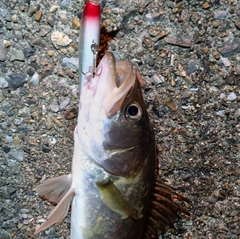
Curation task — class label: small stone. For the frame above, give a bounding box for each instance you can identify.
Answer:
[60,0,70,8]
[202,2,211,9]
[23,47,36,58]
[148,27,159,37]
[45,116,53,130]
[35,9,43,21]
[227,92,237,101]
[212,20,220,28]
[166,36,192,48]
[3,40,11,48]
[145,12,166,22]
[65,107,78,120]
[216,110,225,116]
[214,10,228,20]
[42,145,51,153]
[59,13,68,24]
[0,9,8,17]
[164,99,178,111]
[31,37,42,45]
[47,50,54,57]
[10,48,25,62]
[28,6,38,17]
[49,104,59,112]
[72,17,80,30]
[62,57,78,69]
[29,72,40,86]
[59,98,70,109]
[220,57,231,67]
[186,60,197,74]
[220,93,226,100]
[0,77,8,88]
[11,14,18,23]
[46,13,55,27]
[8,74,26,90]
[10,148,25,161]
[235,109,240,117]
[143,38,152,48]
[0,41,7,61]
[49,5,58,13]
[51,31,72,49]
[40,25,52,37]
[218,38,240,57]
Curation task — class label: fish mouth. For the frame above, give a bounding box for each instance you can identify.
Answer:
[94,52,136,118]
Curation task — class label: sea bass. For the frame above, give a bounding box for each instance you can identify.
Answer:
[35,52,189,238]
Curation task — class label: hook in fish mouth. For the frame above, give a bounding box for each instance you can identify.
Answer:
[82,52,136,118]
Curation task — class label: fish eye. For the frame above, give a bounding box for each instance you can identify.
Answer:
[125,102,142,121]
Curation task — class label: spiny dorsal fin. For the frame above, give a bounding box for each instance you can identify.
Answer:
[144,176,191,238]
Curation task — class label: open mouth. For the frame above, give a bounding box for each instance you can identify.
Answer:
[96,52,136,118]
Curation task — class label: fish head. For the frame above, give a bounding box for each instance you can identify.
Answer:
[78,52,155,177]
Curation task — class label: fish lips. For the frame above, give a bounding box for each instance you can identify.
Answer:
[93,52,136,118]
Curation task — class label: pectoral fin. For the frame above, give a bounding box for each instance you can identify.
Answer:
[35,187,74,234]
[35,174,72,203]
[96,180,138,220]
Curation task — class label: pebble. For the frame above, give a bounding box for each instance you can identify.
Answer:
[0,77,8,88]
[40,25,52,37]
[62,57,79,69]
[28,6,38,17]
[61,0,70,8]
[145,12,166,22]
[202,2,211,9]
[51,31,72,49]
[11,14,18,23]
[220,57,231,67]
[29,72,40,86]
[0,41,7,61]
[166,36,192,48]
[235,109,240,117]
[35,9,43,21]
[59,13,68,24]
[23,47,36,58]
[186,60,197,74]
[214,11,228,20]
[216,110,225,116]
[10,148,25,162]
[0,9,8,17]
[59,98,70,109]
[218,38,240,57]
[49,5,58,13]
[10,48,25,62]
[49,104,60,112]
[227,92,237,101]
[164,99,178,111]
[7,74,26,90]
[72,17,80,30]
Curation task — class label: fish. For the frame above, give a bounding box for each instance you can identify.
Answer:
[34,0,190,238]
[35,51,190,238]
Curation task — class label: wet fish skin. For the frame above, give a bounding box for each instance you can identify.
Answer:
[35,52,156,238]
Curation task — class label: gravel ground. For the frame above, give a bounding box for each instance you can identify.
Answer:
[0,0,240,238]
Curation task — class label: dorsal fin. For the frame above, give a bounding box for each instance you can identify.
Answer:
[144,176,191,238]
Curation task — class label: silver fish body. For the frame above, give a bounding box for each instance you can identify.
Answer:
[35,52,156,238]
